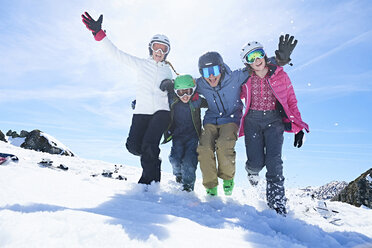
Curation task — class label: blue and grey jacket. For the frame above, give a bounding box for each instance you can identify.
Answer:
[195,64,249,126]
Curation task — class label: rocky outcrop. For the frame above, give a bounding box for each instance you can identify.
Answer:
[5,129,74,156]
[20,130,29,137]
[331,168,372,209]
[20,130,74,156]
[6,130,19,138]
[0,130,7,142]
[300,181,348,200]
[6,129,29,138]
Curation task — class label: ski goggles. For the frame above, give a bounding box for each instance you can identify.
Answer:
[174,86,196,97]
[244,48,265,64]
[201,65,221,78]
[151,42,169,54]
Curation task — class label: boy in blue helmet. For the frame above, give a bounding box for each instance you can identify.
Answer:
[160,75,207,192]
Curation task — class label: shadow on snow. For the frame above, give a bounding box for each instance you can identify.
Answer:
[2,184,372,247]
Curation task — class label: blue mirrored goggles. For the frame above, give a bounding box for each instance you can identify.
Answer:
[245,48,265,64]
[202,65,221,78]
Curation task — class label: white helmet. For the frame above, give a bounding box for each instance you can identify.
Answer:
[148,34,171,56]
[240,41,264,64]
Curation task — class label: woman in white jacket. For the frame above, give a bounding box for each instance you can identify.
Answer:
[82,12,173,185]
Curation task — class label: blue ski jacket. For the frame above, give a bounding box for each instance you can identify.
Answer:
[195,64,249,126]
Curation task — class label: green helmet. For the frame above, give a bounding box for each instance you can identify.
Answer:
[174,74,195,90]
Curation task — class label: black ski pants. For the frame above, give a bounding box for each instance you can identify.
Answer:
[126,110,170,185]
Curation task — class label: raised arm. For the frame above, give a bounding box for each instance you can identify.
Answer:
[81,12,144,69]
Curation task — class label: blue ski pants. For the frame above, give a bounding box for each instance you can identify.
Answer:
[169,135,198,190]
[244,109,286,206]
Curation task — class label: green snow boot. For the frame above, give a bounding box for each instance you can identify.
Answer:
[223,179,234,196]
[206,186,218,196]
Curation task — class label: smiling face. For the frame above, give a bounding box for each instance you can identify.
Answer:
[179,94,192,103]
[152,49,166,62]
[248,57,269,78]
[204,73,221,87]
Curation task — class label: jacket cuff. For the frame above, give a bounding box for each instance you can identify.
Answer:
[94,30,106,41]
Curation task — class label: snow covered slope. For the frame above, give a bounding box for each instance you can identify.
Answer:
[299,181,349,200]
[1,141,372,248]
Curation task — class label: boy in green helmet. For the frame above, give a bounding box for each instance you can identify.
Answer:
[160,74,207,192]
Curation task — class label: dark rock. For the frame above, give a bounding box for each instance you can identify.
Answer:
[0,130,7,142]
[20,130,74,156]
[6,130,19,138]
[331,168,372,209]
[20,130,29,138]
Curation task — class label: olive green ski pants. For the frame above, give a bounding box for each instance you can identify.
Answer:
[197,123,238,189]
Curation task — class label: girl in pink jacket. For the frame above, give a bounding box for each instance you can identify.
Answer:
[239,41,309,216]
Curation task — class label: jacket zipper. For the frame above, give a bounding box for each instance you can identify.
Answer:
[216,91,227,113]
[154,65,159,111]
[212,94,221,125]
[213,94,222,114]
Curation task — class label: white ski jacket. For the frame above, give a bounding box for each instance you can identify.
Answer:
[101,37,172,115]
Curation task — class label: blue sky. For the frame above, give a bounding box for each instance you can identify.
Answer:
[1,0,372,188]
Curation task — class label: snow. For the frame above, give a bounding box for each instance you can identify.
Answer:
[1,141,372,248]
[7,137,25,147]
[366,175,372,183]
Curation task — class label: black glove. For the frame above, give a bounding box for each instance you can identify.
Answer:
[160,79,174,92]
[131,100,136,110]
[275,34,297,66]
[82,12,103,35]
[294,130,304,148]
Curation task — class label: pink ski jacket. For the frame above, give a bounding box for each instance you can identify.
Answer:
[239,65,309,137]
